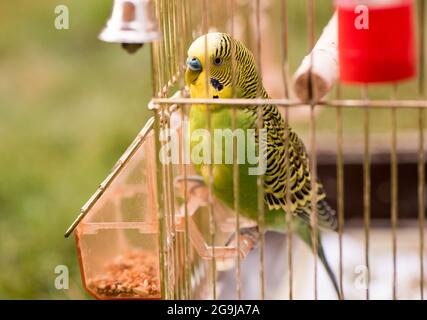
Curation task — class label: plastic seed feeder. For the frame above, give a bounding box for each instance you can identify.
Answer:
[66,106,256,300]
[337,0,416,83]
[71,119,161,299]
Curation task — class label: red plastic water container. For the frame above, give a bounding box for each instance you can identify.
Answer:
[336,0,416,83]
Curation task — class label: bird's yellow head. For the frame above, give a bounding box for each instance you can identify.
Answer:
[185,32,259,100]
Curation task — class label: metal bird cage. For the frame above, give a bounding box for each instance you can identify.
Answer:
[66,0,427,300]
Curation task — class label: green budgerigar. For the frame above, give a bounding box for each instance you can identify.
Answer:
[185,32,340,297]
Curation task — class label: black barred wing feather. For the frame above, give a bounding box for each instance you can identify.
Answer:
[262,104,337,231]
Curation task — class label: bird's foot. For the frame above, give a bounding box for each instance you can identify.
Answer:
[174,175,208,201]
[174,175,205,189]
[225,226,259,259]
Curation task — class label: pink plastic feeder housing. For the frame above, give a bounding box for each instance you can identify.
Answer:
[336,0,416,84]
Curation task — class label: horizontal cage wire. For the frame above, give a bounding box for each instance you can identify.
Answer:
[67,0,427,301]
[148,0,427,300]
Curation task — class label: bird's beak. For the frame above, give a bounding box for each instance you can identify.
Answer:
[185,57,202,85]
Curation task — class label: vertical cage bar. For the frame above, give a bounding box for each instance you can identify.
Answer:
[164,0,173,85]
[150,4,166,296]
[418,0,426,301]
[170,0,177,80]
[159,0,167,95]
[178,0,188,63]
[153,0,163,96]
[232,74,241,301]
[336,83,345,300]
[160,105,175,299]
[151,45,159,97]
[202,0,217,300]
[162,0,167,94]
[185,0,193,44]
[181,104,192,299]
[255,0,266,300]
[171,0,179,79]
[169,2,182,298]
[165,107,178,299]
[390,84,398,300]
[166,0,173,78]
[283,109,293,300]
[153,45,161,97]
[309,109,318,301]
[153,106,168,299]
[418,109,425,301]
[281,0,293,300]
[362,85,371,301]
[152,0,166,297]
[228,0,242,300]
[182,0,189,47]
[177,232,184,299]
[176,0,192,300]
[281,0,290,100]
[307,0,318,300]
[419,0,426,97]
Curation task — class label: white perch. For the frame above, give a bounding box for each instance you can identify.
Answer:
[293,12,338,102]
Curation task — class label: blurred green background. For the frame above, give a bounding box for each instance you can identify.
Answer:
[0,0,153,299]
[0,0,424,299]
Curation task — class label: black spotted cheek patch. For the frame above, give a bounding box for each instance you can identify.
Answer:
[210,78,224,92]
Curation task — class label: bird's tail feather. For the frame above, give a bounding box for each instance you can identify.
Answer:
[317,241,341,299]
[296,223,341,299]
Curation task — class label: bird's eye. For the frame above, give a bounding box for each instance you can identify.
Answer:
[213,57,222,66]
